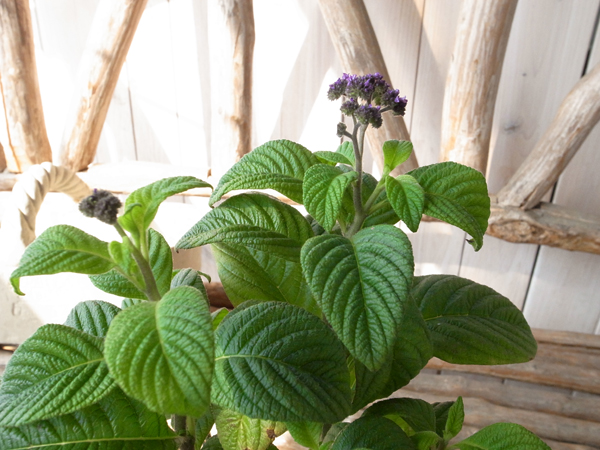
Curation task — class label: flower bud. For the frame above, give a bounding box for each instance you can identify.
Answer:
[79,189,122,225]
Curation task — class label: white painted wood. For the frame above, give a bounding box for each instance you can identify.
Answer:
[126,0,181,165]
[458,0,599,308]
[524,9,600,334]
[406,0,464,276]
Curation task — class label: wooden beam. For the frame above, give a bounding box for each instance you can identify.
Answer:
[208,0,255,179]
[394,389,600,447]
[497,61,600,209]
[488,199,600,255]
[440,0,518,174]
[0,0,52,172]
[0,142,6,171]
[59,0,148,171]
[318,0,418,174]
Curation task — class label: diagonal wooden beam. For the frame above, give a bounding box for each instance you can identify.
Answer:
[208,0,255,179]
[497,61,600,209]
[59,0,148,172]
[440,0,518,174]
[318,0,418,174]
[0,0,52,173]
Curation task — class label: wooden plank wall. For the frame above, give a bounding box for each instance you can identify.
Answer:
[2,0,600,335]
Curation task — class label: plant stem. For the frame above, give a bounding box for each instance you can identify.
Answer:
[114,222,162,301]
[346,123,368,237]
[363,178,386,215]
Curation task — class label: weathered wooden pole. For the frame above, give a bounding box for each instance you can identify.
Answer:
[318,0,418,173]
[0,142,6,171]
[208,0,255,179]
[0,0,52,172]
[440,0,518,174]
[497,61,600,209]
[59,0,148,171]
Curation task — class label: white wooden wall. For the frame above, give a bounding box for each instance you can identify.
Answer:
[3,0,600,335]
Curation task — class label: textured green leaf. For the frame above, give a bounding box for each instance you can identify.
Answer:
[385,174,425,232]
[450,423,551,450]
[10,225,114,295]
[215,407,285,450]
[177,193,318,315]
[409,162,490,250]
[363,398,436,435]
[330,416,414,450]
[0,388,176,450]
[444,397,464,440]
[412,275,537,364]
[119,176,211,239]
[301,225,414,370]
[314,151,353,166]
[109,240,143,286]
[195,407,216,448]
[212,302,351,423]
[336,141,355,166]
[0,325,115,426]
[413,431,442,450]
[122,298,145,309]
[352,299,432,412]
[104,286,214,417]
[64,300,121,337]
[171,268,207,292]
[211,308,229,330]
[304,164,358,232]
[433,402,455,437]
[90,229,173,299]
[202,436,224,450]
[383,140,413,175]
[210,140,318,205]
[285,422,322,450]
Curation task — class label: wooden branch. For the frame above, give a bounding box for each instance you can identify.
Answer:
[0,142,6,171]
[0,0,52,172]
[395,389,600,447]
[440,0,518,173]
[208,0,254,179]
[497,61,600,209]
[205,282,233,309]
[407,370,600,423]
[59,0,148,171]
[488,198,600,255]
[318,0,418,174]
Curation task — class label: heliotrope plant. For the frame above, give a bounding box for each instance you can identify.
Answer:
[0,74,550,450]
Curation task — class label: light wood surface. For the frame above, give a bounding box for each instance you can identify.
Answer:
[318,0,417,174]
[0,0,52,172]
[440,0,518,174]
[497,62,600,209]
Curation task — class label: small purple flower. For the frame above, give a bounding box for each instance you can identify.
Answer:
[340,98,359,115]
[327,73,350,100]
[391,96,408,116]
[355,104,383,128]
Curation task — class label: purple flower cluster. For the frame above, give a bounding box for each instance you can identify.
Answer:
[327,73,408,128]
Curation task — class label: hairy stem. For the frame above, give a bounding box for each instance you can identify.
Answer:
[346,123,368,237]
[114,223,162,301]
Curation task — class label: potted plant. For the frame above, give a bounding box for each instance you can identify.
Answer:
[0,74,549,450]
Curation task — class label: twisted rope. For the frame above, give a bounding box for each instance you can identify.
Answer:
[0,163,91,265]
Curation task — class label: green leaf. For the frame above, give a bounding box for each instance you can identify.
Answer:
[64,300,121,337]
[122,298,145,309]
[450,423,551,450]
[0,388,176,450]
[314,151,354,166]
[90,229,174,299]
[0,324,115,426]
[286,421,322,450]
[104,286,214,417]
[304,164,358,232]
[413,431,442,450]
[215,407,285,450]
[409,162,490,250]
[10,225,114,295]
[301,225,414,371]
[383,140,413,175]
[109,240,144,286]
[212,302,351,423]
[211,308,230,330]
[336,141,356,166]
[444,397,464,441]
[171,268,208,293]
[119,176,211,239]
[352,299,432,412]
[433,402,455,437]
[330,416,415,450]
[363,398,436,436]
[177,193,318,315]
[412,275,537,364]
[202,436,224,450]
[210,140,319,205]
[195,407,216,448]
[385,174,425,232]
